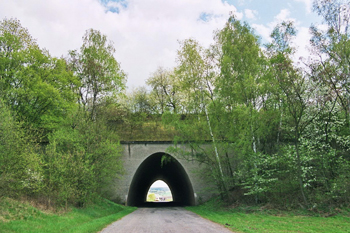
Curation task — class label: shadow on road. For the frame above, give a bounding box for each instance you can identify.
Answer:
[137,201,184,208]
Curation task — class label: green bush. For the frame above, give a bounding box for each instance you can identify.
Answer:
[42,111,123,207]
[0,99,44,198]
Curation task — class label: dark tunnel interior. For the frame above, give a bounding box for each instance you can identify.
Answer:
[127,152,195,207]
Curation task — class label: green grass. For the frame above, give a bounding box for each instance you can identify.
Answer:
[186,200,350,233]
[0,197,136,233]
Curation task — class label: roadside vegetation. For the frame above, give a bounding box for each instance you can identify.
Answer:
[0,16,131,230]
[187,198,350,233]
[0,197,135,233]
[0,17,127,208]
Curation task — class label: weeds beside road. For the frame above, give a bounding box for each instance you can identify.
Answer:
[0,197,135,233]
[2,196,350,233]
[187,199,350,233]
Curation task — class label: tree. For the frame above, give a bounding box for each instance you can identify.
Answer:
[147,67,180,114]
[214,15,274,202]
[310,0,350,127]
[162,38,232,199]
[304,0,350,205]
[267,21,322,207]
[175,39,216,114]
[0,18,79,134]
[127,87,154,114]
[68,29,126,120]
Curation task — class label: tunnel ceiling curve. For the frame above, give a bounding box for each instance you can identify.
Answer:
[127,152,195,207]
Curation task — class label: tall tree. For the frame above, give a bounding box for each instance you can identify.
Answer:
[68,29,126,119]
[0,18,79,133]
[267,21,320,207]
[166,38,231,198]
[214,15,272,201]
[310,0,350,127]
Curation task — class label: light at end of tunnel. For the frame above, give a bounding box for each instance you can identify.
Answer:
[147,180,173,202]
[152,180,168,188]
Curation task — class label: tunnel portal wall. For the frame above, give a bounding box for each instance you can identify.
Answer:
[126,152,195,206]
[110,142,214,206]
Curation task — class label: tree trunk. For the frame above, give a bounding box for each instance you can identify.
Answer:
[203,102,228,198]
[294,132,308,207]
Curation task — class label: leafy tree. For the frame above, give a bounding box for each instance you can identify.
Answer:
[165,38,232,198]
[213,15,273,202]
[126,87,154,114]
[267,21,330,207]
[147,67,181,114]
[68,29,126,120]
[175,39,216,114]
[310,0,350,127]
[301,0,350,205]
[0,18,79,134]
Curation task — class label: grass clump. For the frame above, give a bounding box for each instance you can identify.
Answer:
[0,197,43,222]
[186,198,350,233]
[0,197,136,233]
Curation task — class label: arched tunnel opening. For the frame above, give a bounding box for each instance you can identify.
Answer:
[147,180,173,202]
[127,152,195,207]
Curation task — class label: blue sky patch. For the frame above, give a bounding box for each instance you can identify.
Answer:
[100,0,128,13]
[199,12,213,22]
[222,0,322,28]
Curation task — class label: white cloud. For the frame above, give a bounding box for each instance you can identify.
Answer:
[0,0,241,88]
[294,0,313,14]
[291,26,312,62]
[252,8,313,65]
[244,9,258,20]
[252,24,271,43]
[275,8,292,22]
[237,0,252,6]
[252,9,297,43]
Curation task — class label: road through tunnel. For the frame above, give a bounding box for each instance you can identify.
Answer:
[127,152,195,207]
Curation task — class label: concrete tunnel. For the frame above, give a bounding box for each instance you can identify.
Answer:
[127,152,196,206]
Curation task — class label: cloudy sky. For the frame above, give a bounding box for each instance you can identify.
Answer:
[0,0,322,89]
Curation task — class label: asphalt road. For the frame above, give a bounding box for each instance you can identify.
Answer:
[100,207,234,233]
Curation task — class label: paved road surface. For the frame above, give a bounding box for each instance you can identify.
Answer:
[100,207,234,233]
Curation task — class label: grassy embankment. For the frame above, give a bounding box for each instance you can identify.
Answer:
[0,197,135,233]
[187,199,350,233]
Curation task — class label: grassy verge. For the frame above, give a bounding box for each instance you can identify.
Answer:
[186,199,350,233]
[0,197,136,233]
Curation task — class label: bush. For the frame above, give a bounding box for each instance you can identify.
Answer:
[0,99,44,198]
[42,111,123,207]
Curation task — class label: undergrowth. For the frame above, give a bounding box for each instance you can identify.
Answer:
[187,198,350,233]
[0,197,136,233]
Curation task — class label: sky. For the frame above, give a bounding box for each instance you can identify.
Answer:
[0,0,323,89]
[151,180,169,188]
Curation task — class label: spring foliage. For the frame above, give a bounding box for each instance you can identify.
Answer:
[1,0,350,210]
[0,18,124,208]
[145,2,350,208]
